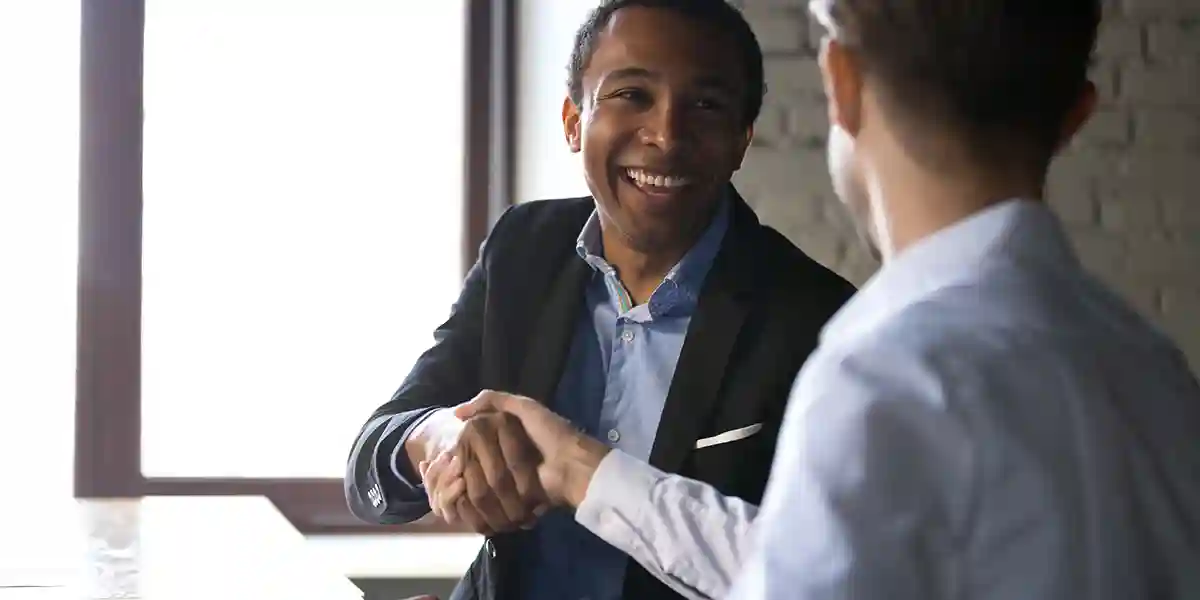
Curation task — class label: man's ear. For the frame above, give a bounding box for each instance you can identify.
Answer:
[733,125,754,171]
[1055,81,1097,153]
[562,95,582,153]
[819,37,864,138]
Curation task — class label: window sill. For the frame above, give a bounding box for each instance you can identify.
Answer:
[305,533,483,579]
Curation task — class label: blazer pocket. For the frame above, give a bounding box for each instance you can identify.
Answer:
[694,422,764,450]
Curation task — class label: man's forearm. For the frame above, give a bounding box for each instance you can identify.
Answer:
[571,450,758,600]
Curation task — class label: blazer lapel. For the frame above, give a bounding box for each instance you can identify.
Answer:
[648,190,762,474]
[517,254,591,405]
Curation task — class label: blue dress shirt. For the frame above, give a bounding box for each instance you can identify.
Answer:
[519,201,729,600]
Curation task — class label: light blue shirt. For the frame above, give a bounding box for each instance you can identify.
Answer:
[520,200,729,600]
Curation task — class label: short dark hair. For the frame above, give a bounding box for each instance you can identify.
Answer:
[567,0,766,128]
[811,0,1100,167]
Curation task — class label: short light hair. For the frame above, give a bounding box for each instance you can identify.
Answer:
[810,0,1101,167]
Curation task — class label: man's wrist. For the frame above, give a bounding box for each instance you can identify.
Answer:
[405,409,462,478]
[560,435,612,509]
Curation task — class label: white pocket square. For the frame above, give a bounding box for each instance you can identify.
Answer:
[694,422,764,449]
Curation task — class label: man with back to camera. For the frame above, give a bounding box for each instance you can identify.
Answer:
[343,1,856,599]
[427,0,1200,598]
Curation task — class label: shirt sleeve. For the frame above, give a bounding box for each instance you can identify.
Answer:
[726,343,979,600]
[575,449,759,600]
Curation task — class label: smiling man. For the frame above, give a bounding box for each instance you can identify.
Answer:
[343,1,854,600]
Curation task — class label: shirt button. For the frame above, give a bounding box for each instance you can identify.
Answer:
[621,330,634,342]
[607,429,621,443]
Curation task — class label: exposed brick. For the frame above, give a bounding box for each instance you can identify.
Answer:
[1046,152,1117,224]
[763,57,824,97]
[1068,227,1131,270]
[1048,186,1099,225]
[838,245,880,287]
[1161,285,1200,317]
[1076,109,1133,149]
[745,174,830,229]
[785,99,830,147]
[1121,0,1200,18]
[732,147,833,208]
[1160,194,1200,232]
[1121,153,1195,190]
[744,9,807,54]
[1120,63,1200,106]
[1105,267,1167,318]
[1147,20,1200,62]
[1091,64,1122,106]
[1134,109,1200,150]
[1096,21,1145,61]
[1127,237,1200,283]
[1099,196,1163,231]
[751,103,789,148]
[791,226,846,271]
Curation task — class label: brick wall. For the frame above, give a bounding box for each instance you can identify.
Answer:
[731,0,1200,370]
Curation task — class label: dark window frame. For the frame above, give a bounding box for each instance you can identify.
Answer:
[74,0,517,534]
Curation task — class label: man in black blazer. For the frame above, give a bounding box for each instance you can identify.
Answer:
[344,1,854,599]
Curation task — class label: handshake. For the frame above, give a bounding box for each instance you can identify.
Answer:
[410,391,612,535]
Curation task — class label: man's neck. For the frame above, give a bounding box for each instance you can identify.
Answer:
[869,156,1045,261]
[600,198,723,306]
[601,230,693,305]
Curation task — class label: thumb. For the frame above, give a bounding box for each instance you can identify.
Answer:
[454,389,512,420]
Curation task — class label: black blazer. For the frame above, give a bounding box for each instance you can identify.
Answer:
[345,188,855,600]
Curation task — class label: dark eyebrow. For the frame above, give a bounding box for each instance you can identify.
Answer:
[692,75,739,96]
[602,67,738,96]
[603,67,658,84]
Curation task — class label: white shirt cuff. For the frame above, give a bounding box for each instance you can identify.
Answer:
[575,449,665,536]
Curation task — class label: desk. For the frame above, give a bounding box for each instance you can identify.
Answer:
[0,496,362,599]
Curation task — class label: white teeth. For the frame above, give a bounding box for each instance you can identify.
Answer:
[625,168,690,189]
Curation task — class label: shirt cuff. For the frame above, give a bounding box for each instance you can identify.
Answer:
[575,449,666,537]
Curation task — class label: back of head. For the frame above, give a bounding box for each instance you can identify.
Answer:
[810,0,1100,171]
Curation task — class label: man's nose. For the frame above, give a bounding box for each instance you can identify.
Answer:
[638,103,688,152]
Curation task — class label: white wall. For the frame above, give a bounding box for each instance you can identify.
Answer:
[515,0,596,202]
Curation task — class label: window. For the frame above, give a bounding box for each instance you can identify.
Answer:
[76,0,514,533]
[140,0,466,479]
[515,0,594,202]
[0,1,81,559]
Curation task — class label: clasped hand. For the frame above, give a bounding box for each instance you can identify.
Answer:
[419,390,608,535]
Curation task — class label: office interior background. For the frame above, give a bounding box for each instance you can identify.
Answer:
[1,0,1196,597]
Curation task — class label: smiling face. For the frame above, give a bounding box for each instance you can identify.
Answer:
[562,6,753,254]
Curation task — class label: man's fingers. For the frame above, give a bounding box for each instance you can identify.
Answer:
[496,415,548,512]
[455,389,534,420]
[425,453,459,519]
[454,497,494,536]
[455,390,502,420]
[464,457,520,531]
[436,476,467,515]
[426,453,462,490]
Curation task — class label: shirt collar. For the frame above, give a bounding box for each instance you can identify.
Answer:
[575,194,731,314]
[821,198,1078,347]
